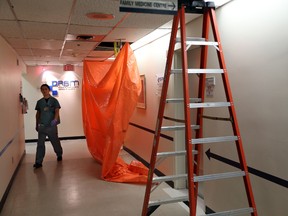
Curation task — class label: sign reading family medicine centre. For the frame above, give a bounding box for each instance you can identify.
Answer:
[120,0,178,15]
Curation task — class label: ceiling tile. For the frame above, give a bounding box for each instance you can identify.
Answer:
[0,0,176,66]
[0,21,23,38]
[104,28,154,42]
[22,55,59,61]
[71,0,125,27]
[84,57,108,62]
[20,21,67,40]
[0,0,15,20]
[68,25,112,36]
[6,38,29,49]
[10,0,74,23]
[119,13,173,29]
[87,50,114,58]
[15,48,34,56]
[59,55,86,62]
[64,41,98,51]
[27,39,63,49]
[31,48,61,57]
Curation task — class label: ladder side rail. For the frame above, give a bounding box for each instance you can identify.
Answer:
[193,7,211,201]
[141,13,180,216]
[179,6,196,216]
[208,8,258,216]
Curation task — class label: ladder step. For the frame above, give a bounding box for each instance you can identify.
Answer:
[167,98,202,103]
[190,102,231,108]
[157,150,198,157]
[176,37,219,46]
[153,174,187,183]
[161,125,200,131]
[194,171,245,182]
[148,196,188,207]
[152,171,245,184]
[171,69,224,74]
[204,207,254,216]
[192,136,238,144]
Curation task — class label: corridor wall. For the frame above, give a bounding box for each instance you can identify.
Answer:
[0,35,26,209]
[124,0,288,215]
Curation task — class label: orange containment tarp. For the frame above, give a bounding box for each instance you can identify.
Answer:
[82,43,148,183]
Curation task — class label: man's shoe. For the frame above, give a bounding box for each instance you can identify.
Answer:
[57,156,62,161]
[33,163,42,169]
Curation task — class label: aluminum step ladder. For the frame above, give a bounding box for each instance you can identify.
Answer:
[142,1,258,216]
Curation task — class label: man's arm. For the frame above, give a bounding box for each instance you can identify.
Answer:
[54,108,60,122]
[35,110,40,131]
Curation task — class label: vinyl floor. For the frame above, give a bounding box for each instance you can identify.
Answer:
[1,139,205,216]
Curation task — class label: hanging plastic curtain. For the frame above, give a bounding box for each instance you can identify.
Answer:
[82,43,148,183]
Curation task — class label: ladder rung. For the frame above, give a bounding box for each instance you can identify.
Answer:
[161,125,200,131]
[176,37,218,46]
[204,207,254,216]
[167,98,202,103]
[153,174,187,183]
[192,136,238,144]
[171,69,224,74]
[194,171,245,182]
[148,196,188,207]
[157,150,198,158]
[152,171,244,184]
[190,102,231,108]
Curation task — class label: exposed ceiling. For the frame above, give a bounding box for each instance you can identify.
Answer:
[0,0,180,66]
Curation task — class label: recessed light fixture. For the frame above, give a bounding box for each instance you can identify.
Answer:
[86,12,115,20]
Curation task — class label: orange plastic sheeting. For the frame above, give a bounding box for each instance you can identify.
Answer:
[82,43,148,183]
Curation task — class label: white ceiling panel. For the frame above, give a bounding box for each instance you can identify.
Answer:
[0,21,23,38]
[22,55,59,61]
[0,0,15,20]
[84,57,108,62]
[15,49,33,56]
[64,41,98,51]
[10,0,74,23]
[59,56,86,62]
[20,22,67,40]
[6,38,29,49]
[71,0,123,27]
[104,28,154,42]
[87,51,114,58]
[119,13,173,29]
[68,25,112,36]
[27,39,63,50]
[0,0,179,66]
[24,60,66,66]
[61,52,88,58]
[31,49,61,57]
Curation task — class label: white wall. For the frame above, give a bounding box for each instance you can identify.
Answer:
[125,0,288,215]
[0,35,26,204]
[202,1,288,215]
[125,32,178,176]
[22,66,84,140]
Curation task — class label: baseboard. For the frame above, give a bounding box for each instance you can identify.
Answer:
[0,151,25,213]
[123,146,174,188]
[25,136,86,143]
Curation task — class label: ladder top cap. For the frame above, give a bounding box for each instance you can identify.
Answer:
[179,0,216,14]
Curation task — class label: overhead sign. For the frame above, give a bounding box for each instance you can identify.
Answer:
[120,0,178,15]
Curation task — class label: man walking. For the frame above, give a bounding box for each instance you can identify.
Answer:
[34,84,63,168]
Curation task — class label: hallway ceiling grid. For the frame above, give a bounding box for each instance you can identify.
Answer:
[0,0,174,66]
